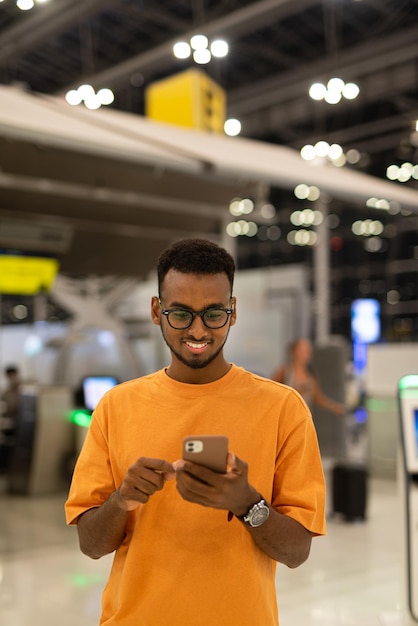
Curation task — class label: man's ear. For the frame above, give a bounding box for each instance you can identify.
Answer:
[151,296,161,326]
[230,297,237,327]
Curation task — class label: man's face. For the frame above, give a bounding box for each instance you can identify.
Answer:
[151,270,236,382]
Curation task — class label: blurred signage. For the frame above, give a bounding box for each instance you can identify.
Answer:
[0,253,59,294]
[351,298,381,344]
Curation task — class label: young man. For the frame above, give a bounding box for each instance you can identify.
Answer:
[65,238,326,626]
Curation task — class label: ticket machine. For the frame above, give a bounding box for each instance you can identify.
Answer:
[398,374,418,623]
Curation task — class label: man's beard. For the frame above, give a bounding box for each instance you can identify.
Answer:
[160,325,230,370]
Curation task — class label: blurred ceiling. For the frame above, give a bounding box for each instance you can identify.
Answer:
[0,0,418,337]
[1,0,417,176]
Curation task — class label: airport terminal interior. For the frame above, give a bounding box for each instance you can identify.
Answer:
[1,1,418,625]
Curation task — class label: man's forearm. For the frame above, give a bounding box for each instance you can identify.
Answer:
[77,490,130,559]
[242,508,312,568]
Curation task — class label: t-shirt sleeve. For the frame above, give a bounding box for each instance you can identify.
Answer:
[272,390,326,536]
[65,407,116,525]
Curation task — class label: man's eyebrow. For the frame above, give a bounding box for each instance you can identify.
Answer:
[168,301,227,309]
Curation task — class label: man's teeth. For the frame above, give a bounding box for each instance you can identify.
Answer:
[187,341,207,348]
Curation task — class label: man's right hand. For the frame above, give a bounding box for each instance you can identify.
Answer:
[117,457,175,511]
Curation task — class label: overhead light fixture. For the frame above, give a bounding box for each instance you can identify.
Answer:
[16,0,34,9]
[16,0,50,9]
[193,48,211,65]
[386,162,418,183]
[300,142,347,167]
[173,42,191,59]
[309,77,360,104]
[65,84,115,109]
[224,118,241,136]
[173,35,228,63]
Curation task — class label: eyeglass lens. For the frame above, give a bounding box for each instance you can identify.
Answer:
[167,309,229,329]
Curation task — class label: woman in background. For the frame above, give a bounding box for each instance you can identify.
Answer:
[271,338,345,416]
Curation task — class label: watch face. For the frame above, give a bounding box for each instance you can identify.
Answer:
[249,504,269,527]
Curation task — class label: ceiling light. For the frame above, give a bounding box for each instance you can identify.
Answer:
[387,161,418,183]
[301,142,353,167]
[328,143,343,160]
[324,90,342,104]
[287,230,317,246]
[327,77,345,93]
[97,88,114,106]
[309,77,360,103]
[174,35,228,64]
[65,84,114,109]
[260,204,276,219]
[225,220,258,238]
[16,0,34,9]
[229,198,242,216]
[307,186,321,201]
[65,90,83,106]
[78,84,95,100]
[210,40,229,58]
[173,42,191,59]
[346,149,361,164]
[224,118,241,136]
[84,95,101,110]
[314,141,330,157]
[342,82,360,99]
[190,34,208,50]
[309,83,327,100]
[193,48,211,64]
[226,222,240,237]
[294,184,309,200]
[300,145,316,160]
[239,198,254,214]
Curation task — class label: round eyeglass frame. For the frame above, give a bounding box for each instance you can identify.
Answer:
[158,299,234,330]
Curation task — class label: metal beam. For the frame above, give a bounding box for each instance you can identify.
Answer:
[227,25,418,115]
[57,0,320,92]
[0,171,228,219]
[0,0,119,64]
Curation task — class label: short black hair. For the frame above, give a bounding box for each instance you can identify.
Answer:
[157,238,235,295]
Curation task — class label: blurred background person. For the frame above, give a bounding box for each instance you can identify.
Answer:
[0,365,21,474]
[1,365,21,421]
[271,338,345,416]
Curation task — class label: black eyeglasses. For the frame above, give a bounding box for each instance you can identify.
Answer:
[158,299,234,330]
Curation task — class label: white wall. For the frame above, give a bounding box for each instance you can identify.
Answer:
[0,322,67,389]
[366,343,418,396]
[365,343,418,479]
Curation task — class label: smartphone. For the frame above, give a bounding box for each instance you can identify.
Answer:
[182,435,229,473]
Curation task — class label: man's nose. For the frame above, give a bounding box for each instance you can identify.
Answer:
[188,314,207,335]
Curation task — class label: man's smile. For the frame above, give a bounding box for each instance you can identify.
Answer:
[184,340,209,353]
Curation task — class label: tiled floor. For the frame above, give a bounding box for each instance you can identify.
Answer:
[0,473,414,625]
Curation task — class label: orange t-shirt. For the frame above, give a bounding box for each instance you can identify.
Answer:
[65,365,326,626]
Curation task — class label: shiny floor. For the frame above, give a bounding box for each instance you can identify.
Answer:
[0,472,413,626]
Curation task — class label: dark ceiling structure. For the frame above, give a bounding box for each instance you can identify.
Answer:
[0,0,418,339]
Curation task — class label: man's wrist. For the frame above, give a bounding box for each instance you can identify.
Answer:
[231,489,263,518]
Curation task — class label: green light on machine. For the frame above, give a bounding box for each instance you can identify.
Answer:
[399,375,418,391]
[69,409,92,428]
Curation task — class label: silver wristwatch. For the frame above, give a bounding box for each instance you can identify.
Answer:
[238,498,270,528]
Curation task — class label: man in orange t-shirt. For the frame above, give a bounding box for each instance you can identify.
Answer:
[65,238,326,626]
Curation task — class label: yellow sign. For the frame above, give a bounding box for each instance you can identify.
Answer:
[0,255,59,294]
[145,68,226,133]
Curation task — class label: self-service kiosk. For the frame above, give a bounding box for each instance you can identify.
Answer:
[8,384,73,495]
[398,375,418,623]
